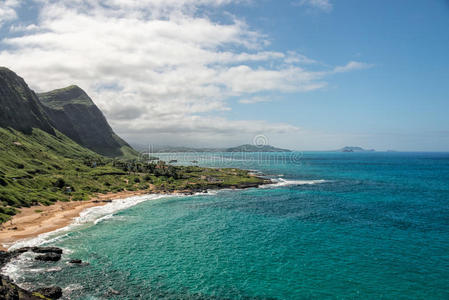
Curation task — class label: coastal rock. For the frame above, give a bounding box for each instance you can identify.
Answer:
[69,259,82,264]
[34,286,62,299]
[14,247,32,254]
[0,251,14,265]
[0,274,44,300]
[32,247,63,255]
[35,253,61,262]
[0,249,27,268]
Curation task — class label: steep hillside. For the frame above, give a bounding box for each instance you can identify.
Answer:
[0,127,107,222]
[38,86,137,158]
[0,68,54,135]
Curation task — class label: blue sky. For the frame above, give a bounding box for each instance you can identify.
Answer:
[0,0,448,151]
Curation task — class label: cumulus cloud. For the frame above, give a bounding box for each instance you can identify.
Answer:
[0,0,368,146]
[0,0,20,27]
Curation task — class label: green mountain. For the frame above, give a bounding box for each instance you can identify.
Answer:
[0,68,107,220]
[225,144,291,152]
[0,67,54,135]
[38,85,137,158]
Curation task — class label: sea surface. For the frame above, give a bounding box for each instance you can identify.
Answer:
[4,152,449,299]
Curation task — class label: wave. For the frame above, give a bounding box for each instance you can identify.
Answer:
[2,194,184,284]
[8,194,174,250]
[262,178,328,188]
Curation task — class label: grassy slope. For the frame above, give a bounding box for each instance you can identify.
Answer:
[0,128,265,223]
[37,85,93,110]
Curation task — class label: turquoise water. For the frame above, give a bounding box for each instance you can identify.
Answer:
[7,152,449,299]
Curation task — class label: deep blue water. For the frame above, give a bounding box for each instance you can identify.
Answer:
[7,152,449,299]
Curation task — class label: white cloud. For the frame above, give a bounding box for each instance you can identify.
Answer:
[239,96,272,104]
[0,0,20,28]
[333,61,373,73]
[0,0,368,146]
[296,0,332,12]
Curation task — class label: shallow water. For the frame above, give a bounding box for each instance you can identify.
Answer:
[5,152,449,299]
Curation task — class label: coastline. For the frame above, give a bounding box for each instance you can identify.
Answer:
[0,178,269,251]
[0,190,154,251]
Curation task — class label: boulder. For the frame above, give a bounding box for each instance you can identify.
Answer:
[32,247,63,254]
[34,286,63,299]
[35,253,61,262]
[69,259,82,264]
[14,247,32,254]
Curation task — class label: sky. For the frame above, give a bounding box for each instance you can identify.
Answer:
[0,0,448,151]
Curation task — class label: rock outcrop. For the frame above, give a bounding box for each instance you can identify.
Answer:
[33,287,62,299]
[0,247,65,299]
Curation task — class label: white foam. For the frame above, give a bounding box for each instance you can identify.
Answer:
[93,214,115,225]
[1,251,35,282]
[7,194,173,250]
[262,178,327,188]
[64,283,83,293]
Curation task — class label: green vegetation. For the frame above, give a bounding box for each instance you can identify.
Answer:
[0,127,266,223]
[0,67,267,224]
[37,85,94,110]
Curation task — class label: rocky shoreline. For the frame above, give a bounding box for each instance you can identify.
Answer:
[0,246,65,299]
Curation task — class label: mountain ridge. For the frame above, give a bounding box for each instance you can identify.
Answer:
[38,86,136,158]
[0,67,136,158]
[0,68,55,135]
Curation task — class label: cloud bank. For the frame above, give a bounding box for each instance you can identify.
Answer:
[0,0,368,147]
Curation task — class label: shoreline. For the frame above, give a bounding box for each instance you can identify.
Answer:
[0,190,155,251]
[0,177,270,251]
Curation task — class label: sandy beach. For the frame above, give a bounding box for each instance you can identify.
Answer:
[0,190,153,251]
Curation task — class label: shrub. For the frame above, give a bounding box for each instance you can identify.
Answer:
[54,178,66,188]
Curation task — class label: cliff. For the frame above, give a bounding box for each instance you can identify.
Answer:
[38,86,137,158]
[0,68,54,135]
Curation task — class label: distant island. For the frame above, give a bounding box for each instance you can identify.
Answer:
[225,144,291,152]
[338,146,375,153]
[132,144,292,153]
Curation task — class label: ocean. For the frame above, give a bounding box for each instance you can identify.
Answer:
[4,152,449,299]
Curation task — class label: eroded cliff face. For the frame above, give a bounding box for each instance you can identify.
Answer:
[0,67,136,158]
[38,86,135,157]
[0,68,54,135]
